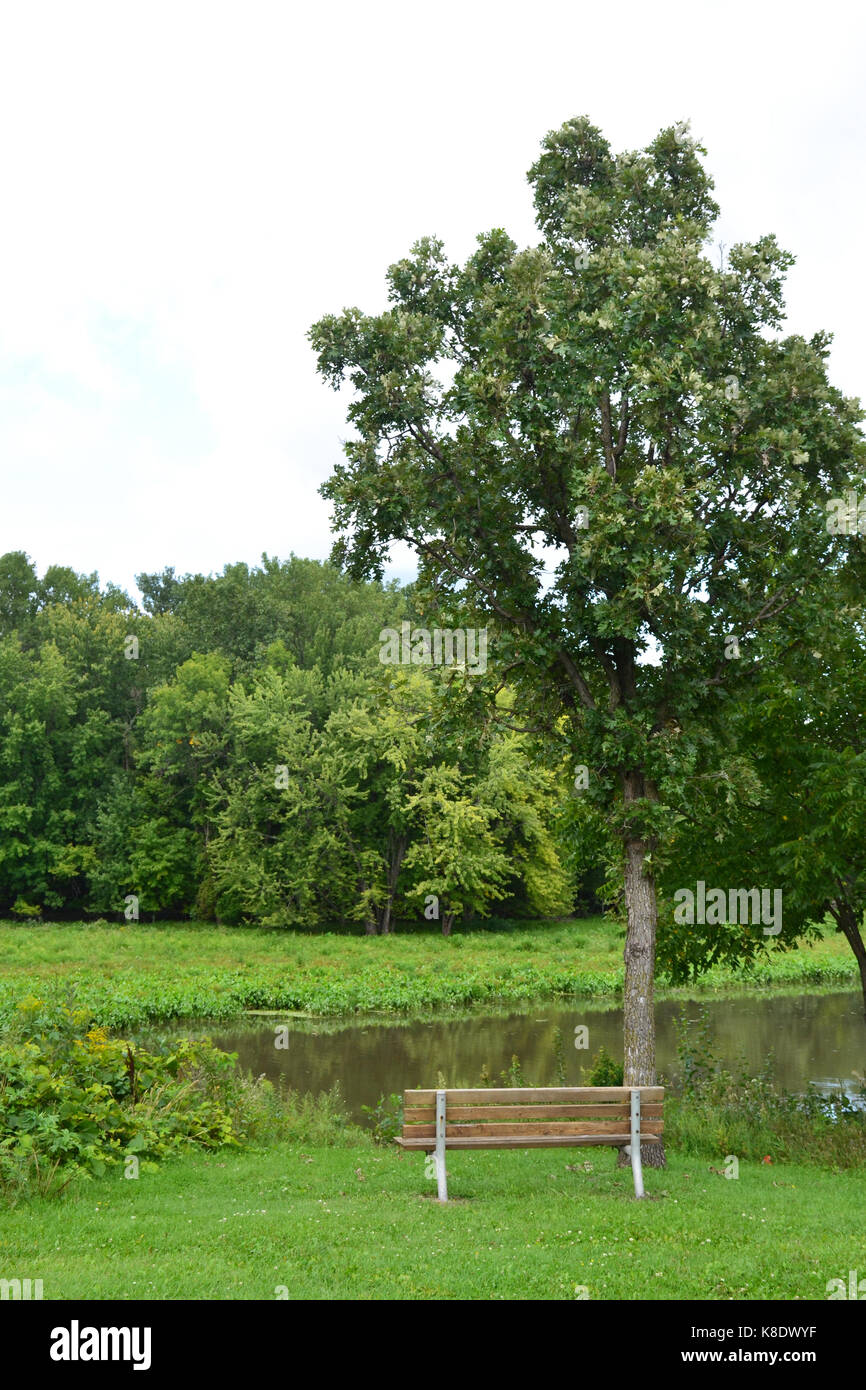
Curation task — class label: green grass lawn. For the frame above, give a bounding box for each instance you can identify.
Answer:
[0,917,858,1029]
[2,1139,862,1300]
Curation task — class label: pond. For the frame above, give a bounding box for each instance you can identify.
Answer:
[190,990,866,1123]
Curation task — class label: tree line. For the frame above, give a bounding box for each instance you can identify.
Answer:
[0,550,580,931]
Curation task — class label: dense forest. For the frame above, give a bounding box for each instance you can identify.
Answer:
[0,550,586,931]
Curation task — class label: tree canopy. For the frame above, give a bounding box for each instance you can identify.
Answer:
[0,551,575,931]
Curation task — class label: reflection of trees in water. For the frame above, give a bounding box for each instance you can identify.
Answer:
[208,991,865,1122]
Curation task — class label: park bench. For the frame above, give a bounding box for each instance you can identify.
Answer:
[394,1085,663,1200]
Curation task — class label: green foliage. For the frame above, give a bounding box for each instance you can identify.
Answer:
[0,549,579,928]
[673,1005,718,1098]
[0,997,255,1198]
[240,1080,357,1148]
[12,898,42,918]
[551,1025,567,1085]
[403,765,511,928]
[0,917,858,1033]
[475,1043,621,1087]
[136,554,402,677]
[584,1045,624,1087]
[656,603,866,1008]
[499,1054,525,1087]
[360,1092,403,1145]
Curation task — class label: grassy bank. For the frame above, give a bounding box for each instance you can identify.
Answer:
[2,1135,863,1300]
[0,918,858,1030]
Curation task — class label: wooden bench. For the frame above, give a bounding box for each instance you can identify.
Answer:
[394,1085,663,1199]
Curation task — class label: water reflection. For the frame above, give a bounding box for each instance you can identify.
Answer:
[808,1078,866,1114]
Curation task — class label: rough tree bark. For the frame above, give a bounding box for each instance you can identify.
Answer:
[377,833,407,935]
[834,897,866,1018]
[618,769,666,1169]
[360,881,377,935]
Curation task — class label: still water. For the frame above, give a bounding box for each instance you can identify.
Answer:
[197,991,866,1123]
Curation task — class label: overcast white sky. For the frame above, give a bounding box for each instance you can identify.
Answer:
[1,0,863,603]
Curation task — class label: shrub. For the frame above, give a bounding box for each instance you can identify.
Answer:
[11,899,42,919]
[361,1092,403,1145]
[0,997,267,1198]
[499,1054,525,1087]
[583,1045,624,1087]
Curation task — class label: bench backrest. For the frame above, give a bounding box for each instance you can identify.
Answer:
[402,1085,664,1145]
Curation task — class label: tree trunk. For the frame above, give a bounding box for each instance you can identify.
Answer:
[836,900,866,1018]
[379,833,407,934]
[623,834,657,1085]
[442,912,454,937]
[360,882,377,935]
[618,772,665,1168]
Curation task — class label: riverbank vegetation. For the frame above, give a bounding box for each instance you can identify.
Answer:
[0,917,857,1031]
[0,993,352,1204]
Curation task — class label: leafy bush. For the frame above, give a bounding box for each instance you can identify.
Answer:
[12,899,42,919]
[361,1092,403,1145]
[475,1045,623,1089]
[477,1055,528,1087]
[673,1005,718,1098]
[1,997,252,1199]
[583,1045,624,1087]
[499,1054,525,1087]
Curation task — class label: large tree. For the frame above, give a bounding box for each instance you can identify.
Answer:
[310,116,864,1156]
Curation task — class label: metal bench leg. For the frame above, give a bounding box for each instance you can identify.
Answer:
[435,1089,448,1202]
[629,1087,645,1198]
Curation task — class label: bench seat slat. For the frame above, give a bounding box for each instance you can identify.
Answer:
[403,1103,664,1123]
[402,1120,663,1139]
[404,1086,662,1106]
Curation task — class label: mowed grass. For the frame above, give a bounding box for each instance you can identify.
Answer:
[1,1140,862,1301]
[0,918,857,1028]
